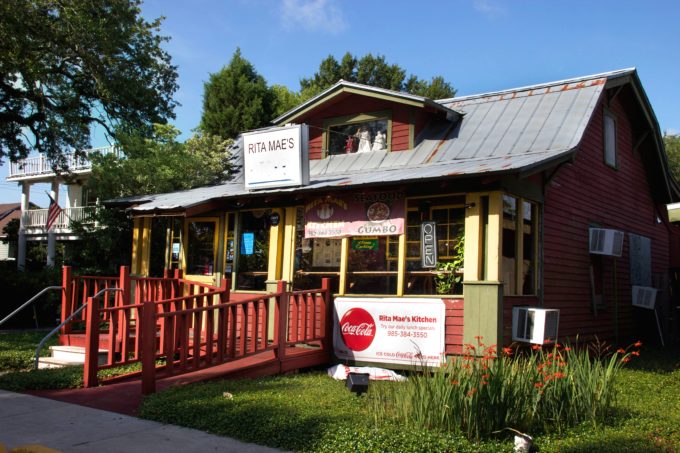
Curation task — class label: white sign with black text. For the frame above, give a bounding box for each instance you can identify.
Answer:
[243,124,309,190]
[333,297,446,367]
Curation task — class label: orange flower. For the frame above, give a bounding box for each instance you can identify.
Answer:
[481,381,488,386]
[482,374,490,380]
[553,372,566,379]
[474,335,484,340]
[451,379,460,385]
[631,351,640,356]
[617,348,626,354]
[467,388,477,397]
[502,347,513,356]
[563,347,572,351]
[622,357,631,363]
[532,344,541,350]
[634,341,642,347]
[534,382,544,388]
[543,339,553,345]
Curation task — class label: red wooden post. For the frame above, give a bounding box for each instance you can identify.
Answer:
[83,296,99,388]
[276,280,289,363]
[118,266,130,343]
[61,266,72,334]
[321,278,332,351]
[141,300,157,395]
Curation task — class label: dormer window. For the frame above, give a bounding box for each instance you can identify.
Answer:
[323,111,391,156]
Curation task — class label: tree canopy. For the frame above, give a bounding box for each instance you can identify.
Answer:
[200,48,274,139]
[664,133,680,183]
[299,52,456,100]
[201,50,456,138]
[0,0,178,166]
[90,124,232,200]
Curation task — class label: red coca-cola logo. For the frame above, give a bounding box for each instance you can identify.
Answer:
[339,308,376,351]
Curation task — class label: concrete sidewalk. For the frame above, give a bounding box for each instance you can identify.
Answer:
[0,390,281,453]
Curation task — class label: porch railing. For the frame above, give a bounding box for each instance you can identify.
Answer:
[8,146,117,179]
[24,206,96,232]
[70,265,331,394]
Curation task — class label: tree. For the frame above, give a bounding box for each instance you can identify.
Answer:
[299,52,456,101]
[0,0,178,166]
[200,49,274,139]
[66,124,232,274]
[664,133,680,183]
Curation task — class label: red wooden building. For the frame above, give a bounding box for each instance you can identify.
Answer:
[113,68,680,366]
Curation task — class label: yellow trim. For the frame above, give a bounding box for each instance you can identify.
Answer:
[280,207,298,283]
[339,237,349,295]
[486,192,503,282]
[267,208,284,281]
[408,109,416,149]
[464,193,482,282]
[275,85,424,125]
[140,218,152,277]
[131,218,141,275]
[396,232,406,296]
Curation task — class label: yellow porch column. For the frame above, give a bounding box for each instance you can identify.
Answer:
[131,217,152,276]
[280,207,298,284]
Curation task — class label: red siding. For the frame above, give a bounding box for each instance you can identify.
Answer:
[300,94,420,159]
[540,94,672,342]
[445,298,464,354]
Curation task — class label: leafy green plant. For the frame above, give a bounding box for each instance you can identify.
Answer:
[434,234,464,295]
[368,338,639,440]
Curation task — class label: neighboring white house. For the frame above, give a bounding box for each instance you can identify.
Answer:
[5,146,115,268]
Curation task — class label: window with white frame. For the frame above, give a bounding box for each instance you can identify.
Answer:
[604,111,617,168]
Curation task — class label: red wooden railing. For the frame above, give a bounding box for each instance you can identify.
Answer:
[76,268,331,394]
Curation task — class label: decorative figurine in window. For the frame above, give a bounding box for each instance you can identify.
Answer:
[344,134,356,153]
[357,125,372,153]
[372,129,386,151]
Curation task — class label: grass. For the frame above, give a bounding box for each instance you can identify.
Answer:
[139,345,680,452]
[0,330,58,371]
[0,330,143,391]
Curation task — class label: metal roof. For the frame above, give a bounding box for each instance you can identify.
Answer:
[127,69,642,214]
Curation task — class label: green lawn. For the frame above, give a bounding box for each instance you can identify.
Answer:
[0,330,57,371]
[139,347,680,453]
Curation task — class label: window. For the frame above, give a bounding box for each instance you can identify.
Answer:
[324,112,390,156]
[346,236,399,295]
[293,207,341,293]
[235,210,270,291]
[185,220,217,276]
[403,196,465,296]
[604,111,617,168]
[502,195,538,296]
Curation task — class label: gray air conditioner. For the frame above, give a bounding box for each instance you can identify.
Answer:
[512,307,560,344]
[632,285,657,310]
[589,228,624,257]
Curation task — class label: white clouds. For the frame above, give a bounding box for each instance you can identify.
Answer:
[473,0,507,18]
[281,0,347,34]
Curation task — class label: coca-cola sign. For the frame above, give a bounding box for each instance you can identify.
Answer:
[339,308,376,351]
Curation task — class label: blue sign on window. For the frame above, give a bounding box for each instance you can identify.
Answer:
[241,232,255,255]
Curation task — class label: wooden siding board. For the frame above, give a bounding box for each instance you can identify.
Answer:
[536,93,672,342]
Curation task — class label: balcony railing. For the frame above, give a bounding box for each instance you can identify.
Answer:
[24,206,96,232]
[8,146,117,179]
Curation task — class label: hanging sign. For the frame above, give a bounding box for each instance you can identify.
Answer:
[243,124,309,190]
[421,221,437,268]
[352,237,378,250]
[304,191,405,238]
[333,297,445,367]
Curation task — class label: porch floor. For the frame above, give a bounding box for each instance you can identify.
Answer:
[29,345,329,416]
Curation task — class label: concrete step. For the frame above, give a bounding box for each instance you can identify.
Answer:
[49,345,108,365]
[37,357,84,369]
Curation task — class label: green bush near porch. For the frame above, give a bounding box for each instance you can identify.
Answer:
[0,330,57,371]
[139,344,680,452]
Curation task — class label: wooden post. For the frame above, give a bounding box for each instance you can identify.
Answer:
[61,266,72,334]
[141,299,157,395]
[321,278,332,352]
[276,280,288,364]
[83,296,99,388]
[118,266,131,343]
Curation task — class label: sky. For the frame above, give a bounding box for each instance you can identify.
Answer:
[1,0,680,205]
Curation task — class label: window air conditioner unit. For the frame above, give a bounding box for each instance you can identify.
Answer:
[632,285,657,310]
[589,228,624,257]
[512,307,560,344]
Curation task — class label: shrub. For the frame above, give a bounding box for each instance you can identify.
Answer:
[0,262,62,329]
[369,338,639,440]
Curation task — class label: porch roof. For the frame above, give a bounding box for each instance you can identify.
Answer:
[118,69,668,215]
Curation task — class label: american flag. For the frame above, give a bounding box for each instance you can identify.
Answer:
[46,194,63,230]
